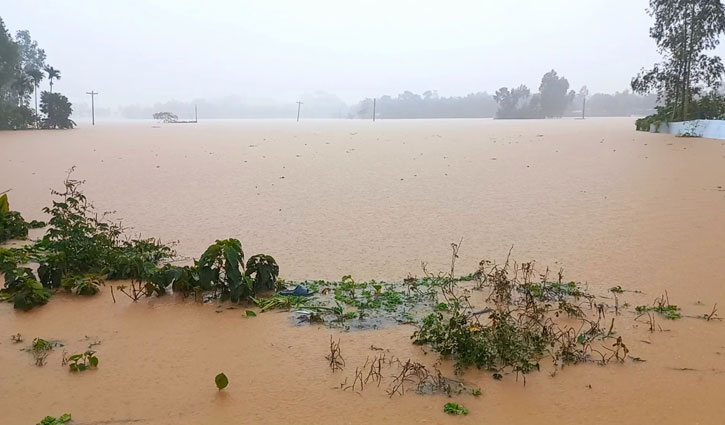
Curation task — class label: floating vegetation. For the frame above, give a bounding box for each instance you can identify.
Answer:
[443,402,469,416]
[67,350,99,372]
[635,292,681,320]
[36,414,72,425]
[0,192,45,243]
[410,245,632,381]
[26,337,62,367]
[215,373,229,390]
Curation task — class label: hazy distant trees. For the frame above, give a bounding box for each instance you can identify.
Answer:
[632,0,725,123]
[539,70,575,117]
[494,70,575,119]
[493,85,538,118]
[0,16,71,130]
[352,91,497,119]
[153,111,178,123]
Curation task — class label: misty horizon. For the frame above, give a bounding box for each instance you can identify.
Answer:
[4,0,718,114]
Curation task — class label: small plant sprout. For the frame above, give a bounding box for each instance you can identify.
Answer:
[68,350,99,371]
[37,414,72,425]
[444,402,469,415]
[471,387,482,396]
[215,372,229,390]
[28,337,60,367]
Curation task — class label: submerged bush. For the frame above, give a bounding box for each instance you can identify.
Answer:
[412,253,628,379]
[1,171,279,309]
[0,193,44,242]
[37,414,72,425]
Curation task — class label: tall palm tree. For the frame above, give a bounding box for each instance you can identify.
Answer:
[27,68,44,122]
[44,65,60,93]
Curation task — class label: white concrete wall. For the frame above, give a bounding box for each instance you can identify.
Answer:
[652,119,725,139]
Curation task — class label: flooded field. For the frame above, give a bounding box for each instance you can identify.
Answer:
[1,118,725,424]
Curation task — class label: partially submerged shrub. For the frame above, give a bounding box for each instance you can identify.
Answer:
[61,274,104,296]
[37,414,72,425]
[0,193,44,242]
[413,250,629,380]
[635,292,681,320]
[443,402,468,415]
[67,350,98,371]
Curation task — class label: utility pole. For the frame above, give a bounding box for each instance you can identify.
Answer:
[296,101,303,122]
[86,90,98,125]
[372,98,376,121]
[581,97,586,119]
[194,104,198,123]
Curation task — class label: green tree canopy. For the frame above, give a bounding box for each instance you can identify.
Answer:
[632,0,725,121]
[40,91,75,129]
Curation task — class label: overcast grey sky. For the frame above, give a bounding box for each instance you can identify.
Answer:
[3,0,720,108]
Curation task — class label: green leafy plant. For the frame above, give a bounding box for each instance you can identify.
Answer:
[61,274,104,295]
[28,337,60,366]
[0,267,51,310]
[215,372,229,390]
[0,193,44,242]
[67,350,99,371]
[38,171,122,275]
[635,292,681,320]
[245,254,280,292]
[37,414,72,425]
[198,238,249,302]
[443,402,468,415]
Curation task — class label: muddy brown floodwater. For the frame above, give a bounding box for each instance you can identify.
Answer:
[1,118,725,424]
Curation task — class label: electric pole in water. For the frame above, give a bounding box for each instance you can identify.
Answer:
[86,91,98,125]
[372,98,376,121]
[296,101,303,122]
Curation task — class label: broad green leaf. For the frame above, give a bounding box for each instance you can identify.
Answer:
[0,194,9,213]
[215,372,229,390]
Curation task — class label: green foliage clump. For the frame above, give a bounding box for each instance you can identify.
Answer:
[413,255,628,379]
[40,91,75,129]
[68,350,98,371]
[0,258,51,310]
[635,292,681,320]
[443,402,468,415]
[61,274,103,295]
[1,172,279,309]
[245,254,280,292]
[0,193,44,242]
[37,414,72,425]
[635,304,681,320]
[414,309,546,375]
[215,372,229,390]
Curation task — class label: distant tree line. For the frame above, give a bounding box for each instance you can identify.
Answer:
[350,91,498,119]
[0,17,74,130]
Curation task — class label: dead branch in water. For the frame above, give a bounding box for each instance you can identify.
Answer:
[704,304,722,321]
[326,336,345,372]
